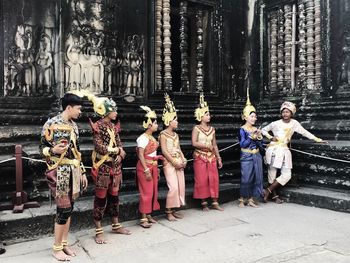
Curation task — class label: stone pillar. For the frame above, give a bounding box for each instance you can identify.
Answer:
[195,9,204,92]
[284,4,292,91]
[270,12,278,93]
[277,8,285,91]
[163,0,172,91]
[306,0,315,90]
[155,0,163,90]
[298,0,307,91]
[314,0,322,89]
[179,1,189,92]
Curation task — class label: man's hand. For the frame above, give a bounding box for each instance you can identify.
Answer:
[52,143,68,154]
[119,148,126,159]
[81,174,88,191]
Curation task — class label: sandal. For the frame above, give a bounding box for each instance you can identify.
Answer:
[112,223,132,235]
[272,195,284,204]
[94,228,107,244]
[61,240,76,256]
[211,201,224,211]
[53,244,71,261]
[201,201,209,212]
[140,218,152,228]
[238,197,245,208]
[248,198,259,208]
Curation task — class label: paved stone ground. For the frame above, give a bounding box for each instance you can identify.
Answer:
[0,202,349,263]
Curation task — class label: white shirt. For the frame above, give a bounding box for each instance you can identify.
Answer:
[136,134,157,157]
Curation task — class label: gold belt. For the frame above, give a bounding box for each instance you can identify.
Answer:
[241,148,259,154]
[195,149,214,157]
[145,159,157,166]
[96,153,114,162]
[50,156,80,167]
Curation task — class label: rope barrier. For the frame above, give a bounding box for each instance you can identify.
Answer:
[0,157,15,164]
[2,142,350,169]
[290,148,350,164]
[1,141,241,171]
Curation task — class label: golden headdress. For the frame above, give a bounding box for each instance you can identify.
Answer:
[280,101,296,115]
[69,90,117,117]
[242,87,256,120]
[194,93,209,122]
[140,105,157,129]
[162,93,177,126]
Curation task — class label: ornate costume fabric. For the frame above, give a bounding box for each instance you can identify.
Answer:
[192,125,219,199]
[40,114,84,220]
[91,119,123,221]
[159,131,185,209]
[262,119,320,185]
[239,126,263,198]
[136,134,160,214]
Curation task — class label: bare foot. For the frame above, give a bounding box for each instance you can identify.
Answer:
[62,245,77,256]
[94,233,107,244]
[140,219,152,228]
[248,199,259,208]
[238,201,245,208]
[201,202,209,212]
[172,211,184,219]
[53,250,71,261]
[272,195,284,204]
[113,227,132,235]
[166,213,177,221]
[211,203,224,211]
[147,215,158,223]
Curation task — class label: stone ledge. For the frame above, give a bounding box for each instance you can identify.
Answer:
[0,183,240,242]
[280,186,350,213]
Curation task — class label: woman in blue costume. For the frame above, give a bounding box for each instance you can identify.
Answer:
[238,89,263,208]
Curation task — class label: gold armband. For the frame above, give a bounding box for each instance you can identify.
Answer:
[43,147,51,157]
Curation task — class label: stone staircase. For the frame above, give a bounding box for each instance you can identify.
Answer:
[1,94,350,241]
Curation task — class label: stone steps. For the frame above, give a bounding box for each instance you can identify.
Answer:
[280,186,350,213]
[0,183,240,242]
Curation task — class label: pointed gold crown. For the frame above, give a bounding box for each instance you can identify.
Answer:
[194,93,209,121]
[140,105,157,129]
[162,93,177,126]
[242,87,256,120]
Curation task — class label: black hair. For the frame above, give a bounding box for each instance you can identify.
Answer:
[61,93,83,110]
[241,111,257,125]
[143,117,157,128]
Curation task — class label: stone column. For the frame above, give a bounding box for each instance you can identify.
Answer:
[284,4,292,91]
[195,9,204,92]
[155,0,163,90]
[179,1,189,92]
[298,0,307,91]
[314,0,322,89]
[163,0,172,91]
[270,12,278,93]
[306,0,315,90]
[277,8,285,91]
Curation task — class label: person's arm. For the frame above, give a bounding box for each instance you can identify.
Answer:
[115,132,126,160]
[261,122,274,140]
[294,120,323,142]
[191,126,210,150]
[212,129,222,169]
[239,128,252,148]
[160,134,182,169]
[137,136,152,181]
[39,120,67,158]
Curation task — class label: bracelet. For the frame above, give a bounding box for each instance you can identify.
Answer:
[217,157,222,160]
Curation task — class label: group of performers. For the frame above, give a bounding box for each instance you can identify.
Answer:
[40,90,324,261]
